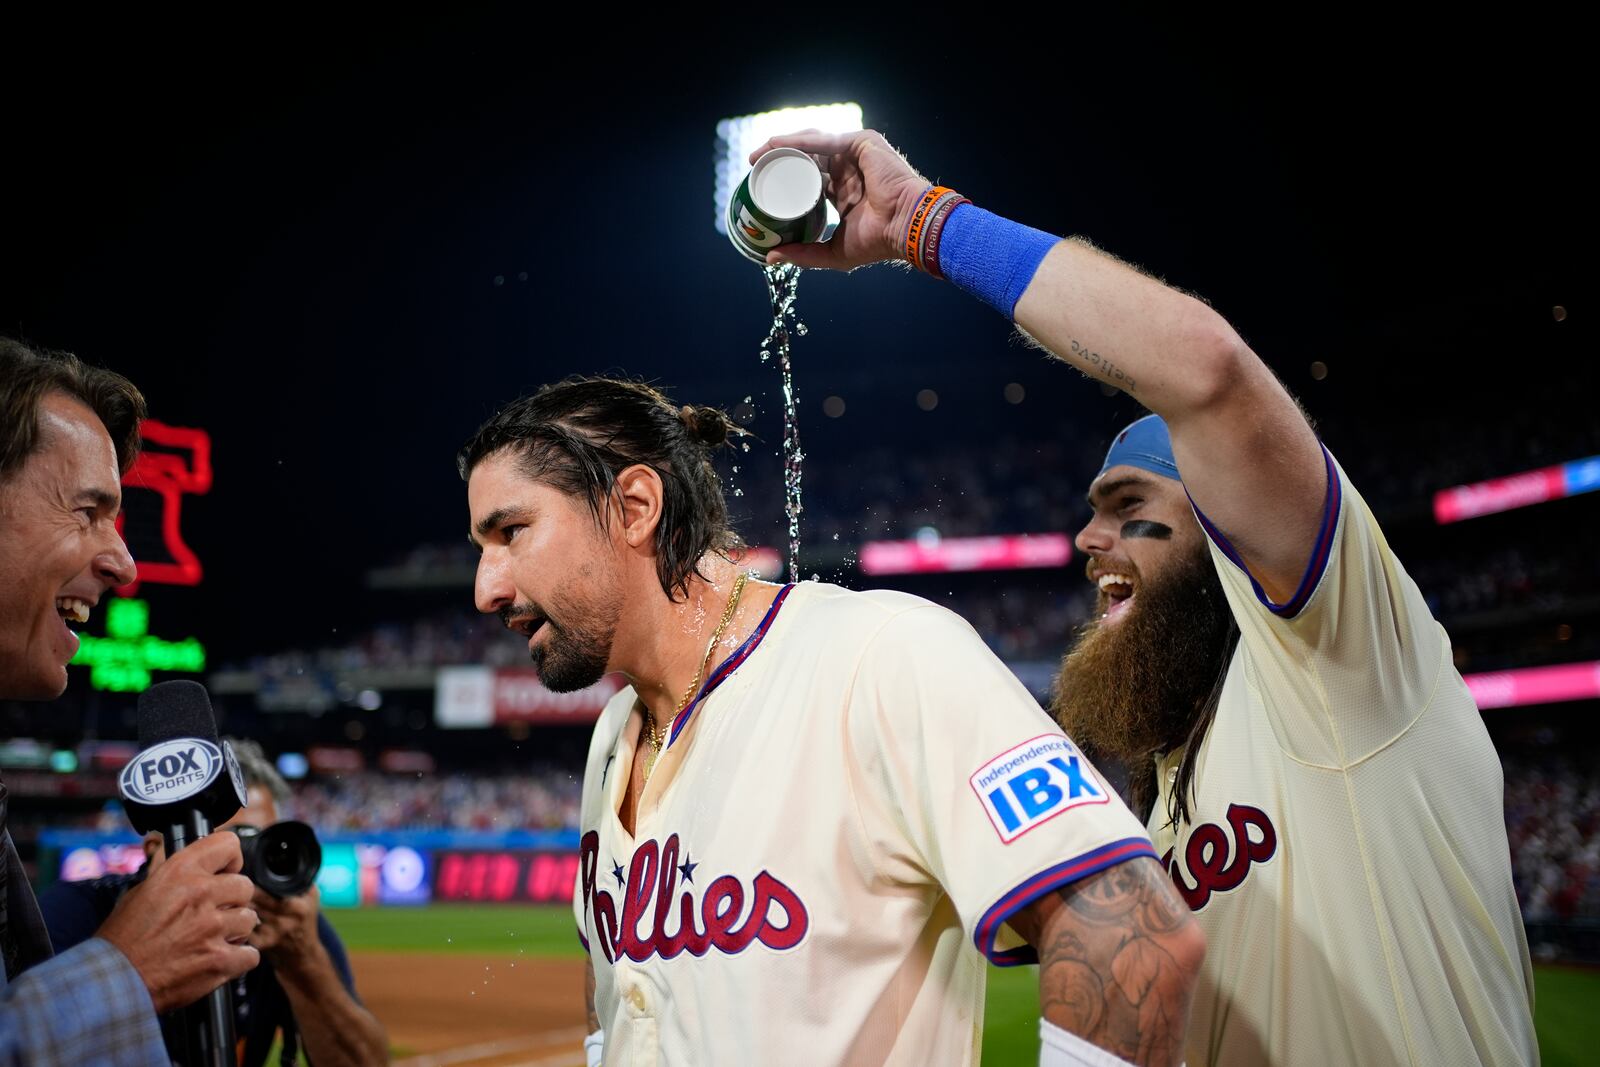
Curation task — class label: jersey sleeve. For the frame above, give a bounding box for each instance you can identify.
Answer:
[1192,446,1449,765]
[844,604,1155,965]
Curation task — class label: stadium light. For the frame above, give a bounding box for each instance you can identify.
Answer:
[714,103,863,235]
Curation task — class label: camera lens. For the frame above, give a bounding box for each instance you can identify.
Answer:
[232,821,322,897]
[263,838,294,876]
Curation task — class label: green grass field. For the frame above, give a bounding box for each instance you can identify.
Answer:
[329,902,588,958]
[331,905,1599,1064]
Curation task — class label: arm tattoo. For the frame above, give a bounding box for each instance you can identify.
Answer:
[1017,857,1197,1066]
[1063,857,1193,936]
[1067,338,1138,395]
[585,957,600,1034]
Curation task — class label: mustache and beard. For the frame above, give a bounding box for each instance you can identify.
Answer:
[1052,538,1237,774]
[501,589,621,693]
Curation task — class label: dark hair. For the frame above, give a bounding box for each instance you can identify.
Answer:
[457,376,743,599]
[0,337,147,483]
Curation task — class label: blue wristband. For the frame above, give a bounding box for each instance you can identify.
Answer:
[937,204,1061,319]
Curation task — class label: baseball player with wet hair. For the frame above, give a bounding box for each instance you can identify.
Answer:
[460,376,1205,1066]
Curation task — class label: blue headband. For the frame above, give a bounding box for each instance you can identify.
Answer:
[1097,414,1180,482]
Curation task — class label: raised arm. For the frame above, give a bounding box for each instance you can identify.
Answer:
[753,129,1326,602]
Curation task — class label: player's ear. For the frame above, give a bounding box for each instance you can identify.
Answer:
[612,464,665,551]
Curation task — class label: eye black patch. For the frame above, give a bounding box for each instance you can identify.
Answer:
[1121,520,1172,540]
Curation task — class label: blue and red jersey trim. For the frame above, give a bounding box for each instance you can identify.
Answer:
[974,836,1159,966]
[668,583,795,746]
[1190,444,1342,620]
[577,927,590,953]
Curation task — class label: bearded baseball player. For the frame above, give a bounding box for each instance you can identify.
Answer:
[755,129,1540,1065]
[460,377,1205,1066]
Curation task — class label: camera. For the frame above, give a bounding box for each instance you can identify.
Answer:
[230,820,322,897]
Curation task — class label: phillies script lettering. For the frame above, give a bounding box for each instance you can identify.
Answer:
[581,831,809,963]
[1162,803,1278,911]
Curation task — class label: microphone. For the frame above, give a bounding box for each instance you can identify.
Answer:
[118,679,246,1067]
[121,680,247,844]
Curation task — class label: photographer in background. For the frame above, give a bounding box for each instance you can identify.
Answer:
[41,740,388,1066]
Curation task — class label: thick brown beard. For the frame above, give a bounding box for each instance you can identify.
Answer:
[1052,540,1234,767]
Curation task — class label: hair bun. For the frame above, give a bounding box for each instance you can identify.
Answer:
[680,404,732,449]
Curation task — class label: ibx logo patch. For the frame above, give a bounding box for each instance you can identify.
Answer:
[970,734,1108,843]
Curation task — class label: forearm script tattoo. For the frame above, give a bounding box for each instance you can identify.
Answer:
[1068,338,1138,395]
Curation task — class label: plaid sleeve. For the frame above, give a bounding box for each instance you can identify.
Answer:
[1,937,167,1066]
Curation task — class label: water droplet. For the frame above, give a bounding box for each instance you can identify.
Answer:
[733,488,744,497]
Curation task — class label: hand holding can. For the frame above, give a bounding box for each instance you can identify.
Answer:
[727,147,830,265]
[740,130,929,271]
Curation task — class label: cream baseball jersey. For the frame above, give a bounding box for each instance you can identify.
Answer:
[1151,449,1537,1066]
[573,582,1155,1066]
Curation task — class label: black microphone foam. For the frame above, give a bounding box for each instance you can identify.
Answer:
[137,680,221,747]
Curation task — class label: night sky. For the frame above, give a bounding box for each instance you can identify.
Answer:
[2,14,1584,664]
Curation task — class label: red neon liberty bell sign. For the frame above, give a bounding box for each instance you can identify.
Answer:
[116,419,212,596]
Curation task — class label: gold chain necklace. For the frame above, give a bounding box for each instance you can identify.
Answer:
[641,571,748,784]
